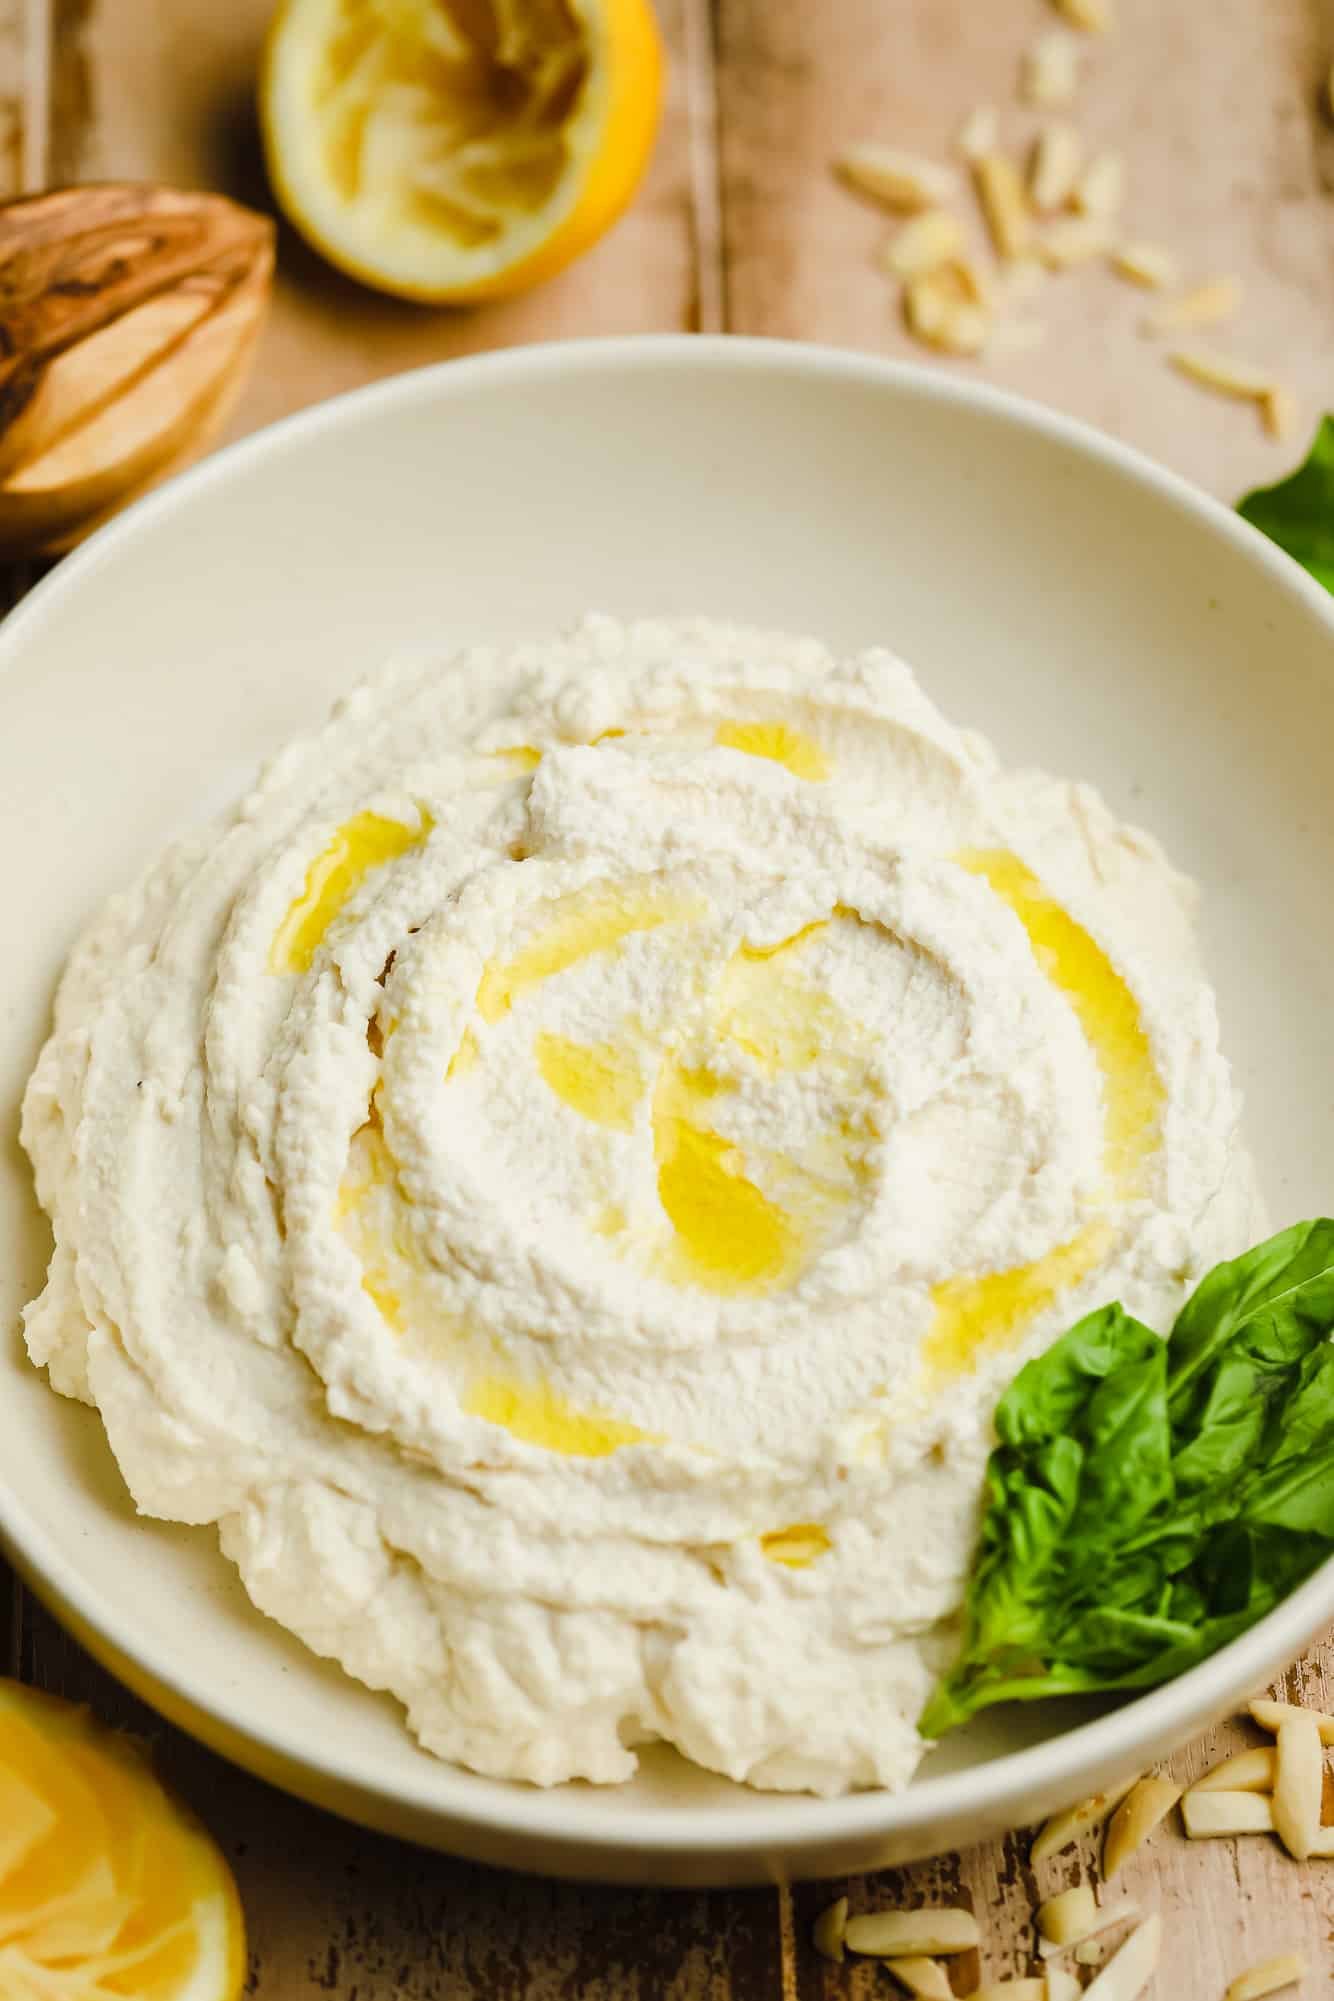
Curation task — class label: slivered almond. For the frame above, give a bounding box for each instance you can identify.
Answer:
[1030,122,1083,211]
[1110,241,1178,288]
[904,271,950,343]
[1225,1952,1308,2001]
[1073,150,1125,217]
[812,1896,847,1963]
[904,265,991,354]
[1312,1823,1334,1856]
[1031,1779,1138,1864]
[1273,1713,1323,1859]
[1046,1973,1079,2001]
[1037,1884,1097,1947]
[1181,1788,1275,1837]
[1076,1941,1107,1966]
[1144,277,1242,333]
[970,1984,1047,2001]
[1082,1915,1161,2001]
[1189,1746,1276,1794]
[938,304,990,356]
[888,1959,953,2000]
[1168,348,1275,403]
[957,103,999,161]
[1039,216,1113,267]
[1022,33,1080,106]
[837,145,958,212]
[951,254,991,305]
[1262,386,1298,440]
[1250,1698,1334,1744]
[1037,1903,1140,1960]
[883,210,965,278]
[973,152,1031,259]
[1103,1777,1182,1876]
[1052,0,1114,29]
[844,1909,981,1958]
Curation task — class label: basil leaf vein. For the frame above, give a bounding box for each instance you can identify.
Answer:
[919,1221,1334,1739]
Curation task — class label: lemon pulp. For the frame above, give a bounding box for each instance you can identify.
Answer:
[261,0,665,302]
[0,1681,245,2001]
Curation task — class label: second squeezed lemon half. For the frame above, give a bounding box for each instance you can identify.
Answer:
[261,0,664,302]
[0,1679,245,2001]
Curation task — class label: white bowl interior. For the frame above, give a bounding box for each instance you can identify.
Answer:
[1,339,1332,1883]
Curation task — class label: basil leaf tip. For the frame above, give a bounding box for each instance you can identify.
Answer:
[920,1220,1334,1740]
[1237,414,1334,595]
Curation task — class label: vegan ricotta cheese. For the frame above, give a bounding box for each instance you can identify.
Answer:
[21,616,1260,1793]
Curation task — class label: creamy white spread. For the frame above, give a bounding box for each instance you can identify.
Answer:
[21,616,1260,1794]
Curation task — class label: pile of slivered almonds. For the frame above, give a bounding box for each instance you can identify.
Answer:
[834,0,1334,440]
[811,1696,1334,2000]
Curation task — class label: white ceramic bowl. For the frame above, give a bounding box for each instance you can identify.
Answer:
[2,338,1332,1886]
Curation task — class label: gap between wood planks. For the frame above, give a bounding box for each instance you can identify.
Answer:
[3,1570,19,1676]
[684,0,727,331]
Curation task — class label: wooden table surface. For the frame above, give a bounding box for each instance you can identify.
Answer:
[3,2,1334,1995]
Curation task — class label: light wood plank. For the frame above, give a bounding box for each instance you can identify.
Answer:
[50,0,701,440]
[11,8,756,1994]
[0,0,33,193]
[715,8,1334,1969]
[717,0,1334,499]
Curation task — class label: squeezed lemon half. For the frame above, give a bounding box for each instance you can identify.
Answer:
[260,0,665,301]
[0,1680,245,2001]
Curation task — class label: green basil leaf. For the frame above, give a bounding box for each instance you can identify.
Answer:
[1069,1343,1171,1540]
[1170,1347,1283,1493]
[1167,1218,1334,1430]
[919,1221,1334,1741]
[994,1303,1160,1449]
[1256,1342,1334,1469]
[1242,1442,1334,1538]
[922,1307,1162,1733]
[1237,415,1334,594]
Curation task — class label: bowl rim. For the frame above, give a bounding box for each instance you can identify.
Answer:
[2,331,1332,1856]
